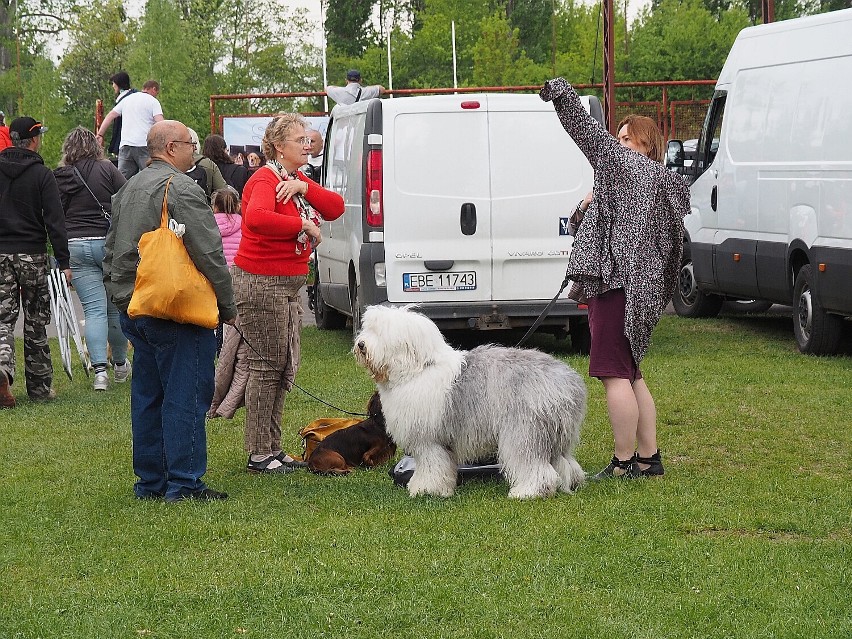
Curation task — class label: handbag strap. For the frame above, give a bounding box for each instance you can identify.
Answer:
[72,165,110,221]
[160,176,173,229]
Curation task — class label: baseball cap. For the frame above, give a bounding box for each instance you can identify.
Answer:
[10,116,48,140]
[346,69,362,81]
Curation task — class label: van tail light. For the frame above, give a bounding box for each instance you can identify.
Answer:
[366,149,383,227]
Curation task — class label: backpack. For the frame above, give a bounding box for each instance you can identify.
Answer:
[186,162,212,201]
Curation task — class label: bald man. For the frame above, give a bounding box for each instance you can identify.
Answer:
[103,120,236,503]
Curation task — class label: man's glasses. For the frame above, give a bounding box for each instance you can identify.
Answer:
[286,137,311,146]
[172,140,197,149]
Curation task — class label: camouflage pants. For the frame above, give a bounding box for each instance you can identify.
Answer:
[0,254,53,398]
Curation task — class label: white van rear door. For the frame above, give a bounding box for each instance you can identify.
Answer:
[487,95,593,302]
[383,97,493,303]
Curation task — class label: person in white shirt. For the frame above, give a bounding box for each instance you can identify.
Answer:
[96,78,164,179]
[325,70,383,105]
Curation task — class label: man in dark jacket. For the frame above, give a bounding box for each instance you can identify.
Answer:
[0,117,71,408]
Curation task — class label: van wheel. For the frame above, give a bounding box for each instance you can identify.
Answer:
[568,316,591,355]
[793,264,843,355]
[350,281,363,336]
[672,258,723,318]
[314,281,345,330]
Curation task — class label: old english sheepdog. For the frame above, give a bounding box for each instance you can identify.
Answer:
[353,305,587,499]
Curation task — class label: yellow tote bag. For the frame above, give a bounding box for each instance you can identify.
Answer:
[127,177,219,329]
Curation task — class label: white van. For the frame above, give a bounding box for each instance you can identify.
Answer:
[667,9,852,354]
[312,92,601,349]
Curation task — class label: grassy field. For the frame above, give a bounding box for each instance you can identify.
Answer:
[1,312,850,638]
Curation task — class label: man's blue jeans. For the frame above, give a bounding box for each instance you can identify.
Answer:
[68,239,127,367]
[119,312,216,499]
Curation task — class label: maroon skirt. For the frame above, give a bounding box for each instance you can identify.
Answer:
[586,288,641,382]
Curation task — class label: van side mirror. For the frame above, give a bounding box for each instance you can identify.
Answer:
[666,140,685,168]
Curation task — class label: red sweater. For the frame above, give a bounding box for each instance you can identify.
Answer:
[234,166,344,276]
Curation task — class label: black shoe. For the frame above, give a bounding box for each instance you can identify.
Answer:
[166,487,228,503]
[636,450,664,477]
[247,455,295,474]
[589,455,639,481]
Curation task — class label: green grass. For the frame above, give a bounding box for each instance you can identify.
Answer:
[1,314,850,638]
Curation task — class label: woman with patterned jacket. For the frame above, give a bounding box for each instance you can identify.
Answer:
[233,114,344,475]
[541,77,689,480]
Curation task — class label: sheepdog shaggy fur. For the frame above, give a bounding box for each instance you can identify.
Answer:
[353,305,587,499]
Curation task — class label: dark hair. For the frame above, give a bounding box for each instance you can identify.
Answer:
[202,134,233,164]
[142,80,160,92]
[212,187,240,220]
[109,71,131,91]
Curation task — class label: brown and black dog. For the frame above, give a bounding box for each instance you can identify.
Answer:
[307,393,397,475]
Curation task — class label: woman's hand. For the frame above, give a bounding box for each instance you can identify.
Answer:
[275,179,307,204]
[580,190,593,212]
[302,218,322,246]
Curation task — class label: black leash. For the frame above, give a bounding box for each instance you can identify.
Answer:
[515,274,573,347]
[231,323,368,417]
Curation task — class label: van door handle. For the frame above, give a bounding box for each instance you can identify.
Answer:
[711,185,717,212]
[460,203,477,235]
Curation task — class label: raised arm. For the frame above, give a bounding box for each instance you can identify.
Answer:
[540,77,619,169]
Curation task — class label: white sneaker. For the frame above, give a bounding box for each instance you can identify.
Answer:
[113,360,131,383]
[93,371,109,391]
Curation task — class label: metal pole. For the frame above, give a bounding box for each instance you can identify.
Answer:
[387,12,394,97]
[602,0,615,133]
[452,20,458,90]
[321,0,328,113]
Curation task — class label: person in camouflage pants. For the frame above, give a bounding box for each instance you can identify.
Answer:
[0,117,70,408]
[0,255,54,400]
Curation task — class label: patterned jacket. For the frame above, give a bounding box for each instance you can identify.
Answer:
[541,78,689,363]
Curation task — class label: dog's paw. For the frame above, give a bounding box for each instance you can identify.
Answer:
[408,476,455,498]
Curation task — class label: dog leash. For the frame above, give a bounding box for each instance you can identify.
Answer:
[515,273,573,348]
[231,323,368,417]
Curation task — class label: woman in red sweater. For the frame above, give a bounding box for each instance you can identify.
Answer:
[233,114,344,474]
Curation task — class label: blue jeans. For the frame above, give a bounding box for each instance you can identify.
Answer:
[118,145,150,179]
[69,239,127,367]
[119,312,216,499]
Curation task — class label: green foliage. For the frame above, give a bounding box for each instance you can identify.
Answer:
[471,11,548,86]
[58,0,132,141]
[506,0,554,64]
[0,317,850,636]
[627,0,750,90]
[325,0,377,56]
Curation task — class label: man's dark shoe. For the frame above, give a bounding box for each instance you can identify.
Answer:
[636,450,664,477]
[0,372,15,409]
[589,455,639,481]
[166,488,228,503]
[274,452,308,469]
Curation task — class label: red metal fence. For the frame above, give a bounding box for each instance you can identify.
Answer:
[207,80,717,141]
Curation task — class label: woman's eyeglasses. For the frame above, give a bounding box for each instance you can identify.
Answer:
[286,137,311,145]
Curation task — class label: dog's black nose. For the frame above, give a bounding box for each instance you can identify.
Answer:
[357,341,365,352]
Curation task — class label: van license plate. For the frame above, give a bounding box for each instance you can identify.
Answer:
[403,271,477,292]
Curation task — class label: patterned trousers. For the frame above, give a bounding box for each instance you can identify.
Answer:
[232,266,305,455]
[0,254,53,398]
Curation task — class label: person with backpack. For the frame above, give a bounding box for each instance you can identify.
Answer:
[185,128,226,203]
[202,134,248,196]
[325,69,384,105]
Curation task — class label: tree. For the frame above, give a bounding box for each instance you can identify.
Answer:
[59,0,132,132]
[325,0,377,57]
[506,0,552,65]
[471,11,546,86]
